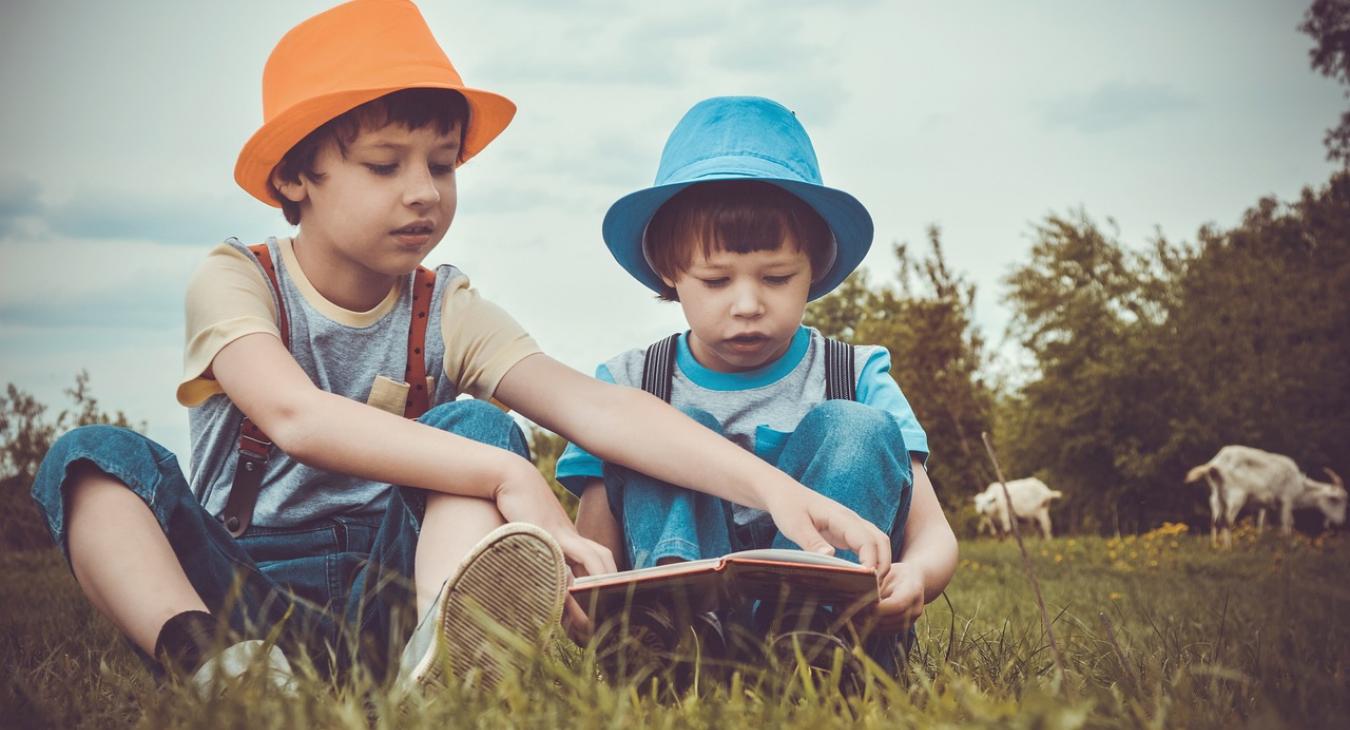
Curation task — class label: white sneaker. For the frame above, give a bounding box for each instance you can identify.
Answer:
[189,640,296,697]
[396,522,567,692]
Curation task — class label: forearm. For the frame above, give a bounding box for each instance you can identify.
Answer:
[901,525,958,603]
[276,389,531,500]
[561,385,790,510]
[575,481,625,571]
[900,460,959,603]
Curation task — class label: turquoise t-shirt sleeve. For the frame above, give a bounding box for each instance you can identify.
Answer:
[554,363,617,497]
[856,348,929,463]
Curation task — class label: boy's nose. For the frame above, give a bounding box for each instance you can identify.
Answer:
[403,166,441,207]
[730,284,765,318]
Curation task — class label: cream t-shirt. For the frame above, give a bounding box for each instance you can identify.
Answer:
[177,236,539,527]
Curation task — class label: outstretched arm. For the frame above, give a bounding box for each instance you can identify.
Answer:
[494,353,892,573]
[210,332,616,576]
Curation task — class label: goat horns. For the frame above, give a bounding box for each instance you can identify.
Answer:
[1324,467,1344,487]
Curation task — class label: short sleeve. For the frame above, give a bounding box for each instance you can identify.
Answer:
[855,347,929,463]
[554,364,618,496]
[176,243,280,407]
[439,275,542,400]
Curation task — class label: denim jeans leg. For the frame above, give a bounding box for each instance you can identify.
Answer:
[768,400,916,673]
[602,407,737,570]
[769,400,913,561]
[29,425,310,669]
[343,398,533,680]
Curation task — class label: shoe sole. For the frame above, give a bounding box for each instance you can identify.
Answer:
[410,523,566,690]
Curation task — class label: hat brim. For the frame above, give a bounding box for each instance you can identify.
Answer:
[602,176,873,301]
[235,83,515,207]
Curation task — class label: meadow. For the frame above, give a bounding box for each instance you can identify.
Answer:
[3,522,1345,729]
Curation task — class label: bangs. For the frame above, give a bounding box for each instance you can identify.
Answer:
[644,181,833,300]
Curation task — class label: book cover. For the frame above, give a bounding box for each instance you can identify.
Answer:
[570,549,879,612]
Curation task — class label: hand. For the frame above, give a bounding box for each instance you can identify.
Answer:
[560,570,594,644]
[764,487,892,576]
[872,562,925,633]
[490,458,618,578]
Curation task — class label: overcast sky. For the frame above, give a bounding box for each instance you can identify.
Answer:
[0,0,1342,465]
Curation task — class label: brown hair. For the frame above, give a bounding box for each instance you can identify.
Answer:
[269,88,470,225]
[643,181,833,301]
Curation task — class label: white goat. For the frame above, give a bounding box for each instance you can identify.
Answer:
[973,478,1063,539]
[1185,445,1347,548]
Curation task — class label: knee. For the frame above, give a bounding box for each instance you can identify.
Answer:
[31,425,162,548]
[799,400,904,452]
[418,399,525,455]
[33,425,158,502]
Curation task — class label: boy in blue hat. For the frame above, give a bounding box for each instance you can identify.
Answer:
[557,96,958,671]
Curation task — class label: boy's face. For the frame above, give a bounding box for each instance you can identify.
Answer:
[275,122,462,276]
[665,240,813,373]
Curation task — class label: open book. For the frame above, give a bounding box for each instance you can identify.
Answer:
[570,548,879,614]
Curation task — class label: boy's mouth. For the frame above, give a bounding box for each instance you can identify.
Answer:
[392,222,434,236]
[391,221,435,247]
[725,333,769,350]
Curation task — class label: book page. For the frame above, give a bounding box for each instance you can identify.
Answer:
[571,556,721,587]
[723,548,868,569]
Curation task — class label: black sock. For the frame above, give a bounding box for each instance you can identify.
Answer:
[154,610,217,675]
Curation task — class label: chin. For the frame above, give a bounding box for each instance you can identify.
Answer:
[719,352,774,371]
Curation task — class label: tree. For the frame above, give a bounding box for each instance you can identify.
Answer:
[999,210,1168,533]
[0,371,141,482]
[807,228,996,516]
[1301,0,1350,166]
[999,177,1350,535]
[1,372,144,551]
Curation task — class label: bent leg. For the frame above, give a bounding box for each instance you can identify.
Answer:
[602,407,736,569]
[31,425,288,660]
[65,461,209,654]
[770,400,913,562]
[765,401,915,673]
[348,399,522,676]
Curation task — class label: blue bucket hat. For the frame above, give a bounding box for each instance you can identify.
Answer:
[602,96,874,301]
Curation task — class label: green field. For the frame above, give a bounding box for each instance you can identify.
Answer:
[3,524,1346,729]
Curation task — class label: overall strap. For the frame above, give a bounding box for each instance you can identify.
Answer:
[822,336,857,401]
[639,332,858,403]
[219,243,435,537]
[403,266,437,419]
[640,333,680,403]
[220,243,290,537]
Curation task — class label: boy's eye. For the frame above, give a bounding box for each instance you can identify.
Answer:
[430,164,455,176]
[364,163,398,176]
[764,274,796,285]
[700,277,730,288]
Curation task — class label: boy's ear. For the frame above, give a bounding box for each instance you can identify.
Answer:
[269,168,308,205]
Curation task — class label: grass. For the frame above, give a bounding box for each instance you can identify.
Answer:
[2,523,1346,729]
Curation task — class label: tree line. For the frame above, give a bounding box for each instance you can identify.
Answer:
[808,174,1348,535]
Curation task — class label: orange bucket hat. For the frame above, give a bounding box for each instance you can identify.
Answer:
[234,0,516,206]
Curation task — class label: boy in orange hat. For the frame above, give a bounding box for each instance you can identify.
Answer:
[28,0,893,694]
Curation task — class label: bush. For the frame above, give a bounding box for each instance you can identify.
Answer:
[0,373,143,552]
